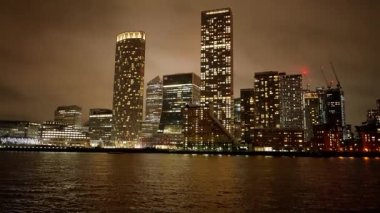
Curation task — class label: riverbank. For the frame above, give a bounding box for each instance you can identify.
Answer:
[1,145,380,158]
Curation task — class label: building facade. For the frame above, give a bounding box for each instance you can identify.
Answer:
[356,100,380,152]
[88,108,112,145]
[325,87,345,128]
[254,71,283,129]
[280,74,303,129]
[252,71,307,151]
[310,85,348,151]
[240,88,255,145]
[0,121,40,145]
[182,104,234,151]
[304,89,324,142]
[112,31,145,146]
[252,128,304,151]
[233,98,241,142]
[200,8,234,133]
[54,105,82,128]
[40,121,89,147]
[0,120,40,139]
[141,76,163,145]
[157,73,200,148]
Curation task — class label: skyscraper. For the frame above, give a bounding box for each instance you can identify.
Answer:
[254,71,283,129]
[158,73,200,148]
[54,105,82,128]
[145,76,163,123]
[200,8,233,133]
[312,85,346,151]
[252,71,305,151]
[280,74,303,129]
[325,87,345,128]
[112,31,145,145]
[141,76,163,143]
[304,90,323,141]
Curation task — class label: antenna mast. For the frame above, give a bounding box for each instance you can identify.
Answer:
[320,65,331,89]
[330,61,341,89]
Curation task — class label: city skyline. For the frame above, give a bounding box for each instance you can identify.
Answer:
[0,0,379,126]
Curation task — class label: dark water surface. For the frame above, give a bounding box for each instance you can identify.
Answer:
[0,152,379,212]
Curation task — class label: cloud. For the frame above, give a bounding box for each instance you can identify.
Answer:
[0,0,379,125]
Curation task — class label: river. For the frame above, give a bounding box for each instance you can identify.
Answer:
[0,152,379,212]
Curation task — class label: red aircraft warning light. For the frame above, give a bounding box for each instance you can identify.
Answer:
[300,66,309,76]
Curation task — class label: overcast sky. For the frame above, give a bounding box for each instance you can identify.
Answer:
[0,0,379,126]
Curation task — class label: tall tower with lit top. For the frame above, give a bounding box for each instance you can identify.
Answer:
[200,8,233,133]
[112,31,145,146]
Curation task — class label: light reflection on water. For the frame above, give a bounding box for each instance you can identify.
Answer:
[0,152,379,212]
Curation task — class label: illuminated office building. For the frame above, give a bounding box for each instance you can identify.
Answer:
[312,86,346,151]
[253,71,306,151]
[325,87,345,128]
[54,105,82,128]
[367,109,378,124]
[0,120,40,139]
[182,104,234,151]
[280,74,303,129]
[356,100,380,152]
[145,76,163,122]
[252,128,304,151]
[141,76,163,141]
[233,98,241,142]
[200,8,233,133]
[40,121,89,147]
[158,73,200,148]
[88,108,112,144]
[240,88,255,145]
[112,31,145,145]
[234,98,241,124]
[304,90,323,142]
[254,71,283,129]
[0,121,40,145]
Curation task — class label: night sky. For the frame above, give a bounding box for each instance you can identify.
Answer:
[0,0,379,126]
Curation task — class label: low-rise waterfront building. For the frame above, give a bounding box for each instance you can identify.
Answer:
[40,121,89,147]
[182,104,235,151]
[88,108,113,147]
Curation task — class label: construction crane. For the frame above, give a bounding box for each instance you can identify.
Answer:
[330,61,341,89]
[320,65,332,89]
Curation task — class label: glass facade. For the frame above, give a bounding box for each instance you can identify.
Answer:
[145,76,163,122]
[141,76,163,145]
[158,73,200,147]
[40,121,89,147]
[54,105,82,128]
[0,120,40,139]
[89,108,112,144]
